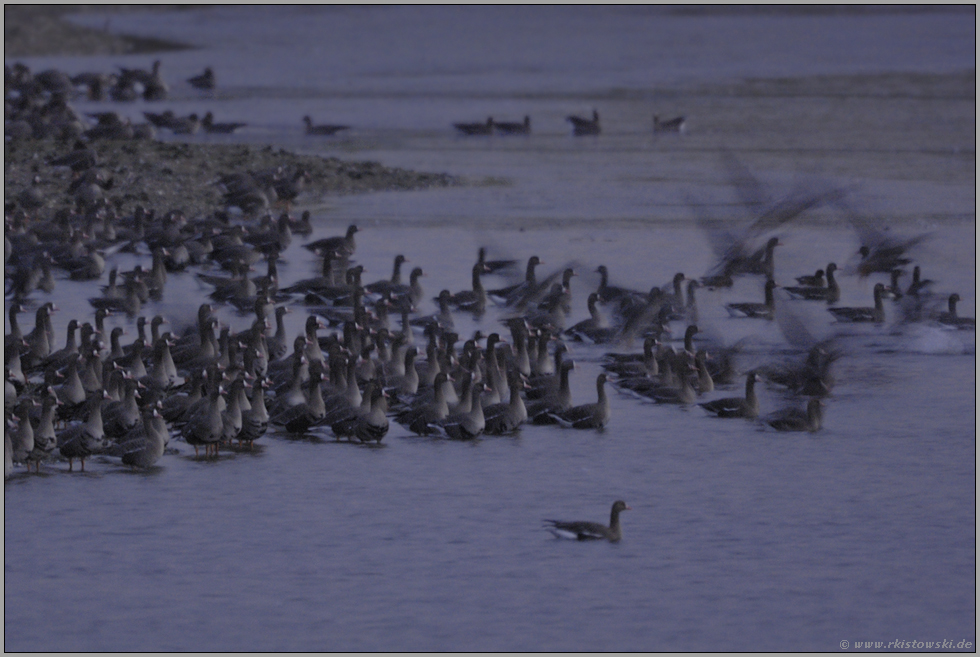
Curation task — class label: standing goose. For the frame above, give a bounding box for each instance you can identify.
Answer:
[699,372,760,419]
[57,390,111,471]
[332,383,389,444]
[27,388,60,472]
[765,398,824,433]
[549,372,611,430]
[726,279,778,319]
[181,368,225,457]
[905,265,933,297]
[111,404,169,468]
[544,500,631,542]
[238,377,270,449]
[436,373,487,440]
[827,283,886,323]
[566,109,600,136]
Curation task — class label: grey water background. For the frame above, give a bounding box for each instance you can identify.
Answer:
[4,6,976,651]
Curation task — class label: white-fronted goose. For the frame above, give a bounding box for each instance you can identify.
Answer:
[937,293,975,330]
[698,371,760,419]
[726,279,778,320]
[453,116,493,135]
[784,263,839,303]
[653,115,686,133]
[544,500,631,542]
[549,372,611,430]
[188,67,215,90]
[494,115,530,135]
[765,398,823,432]
[828,283,886,323]
[304,115,350,136]
[567,109,600,136]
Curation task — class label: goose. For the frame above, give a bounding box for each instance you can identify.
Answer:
[828,284,886,323]
[698,372,760,419]
[57,390,111,471]
[794,268,825,287]
[653,115,686,133]
[567,109,600,136]
[726,279,778,319]
[488,255,541,306]
[936,293,975,330]
[447,262,490,316]
[784,263,839,303]
[493,115,530,135]
[187,67,215,90]
[483,368,528,435]
[549,373,611,430]
[110,404,169,468]
[765,399,824,433]
[544,500,631,542]
[905,265,933,297]
[303,115,349,136]
[453,116,493,136]
[565,292,617,344]
[331,383,389,444]
[303,224,358,257]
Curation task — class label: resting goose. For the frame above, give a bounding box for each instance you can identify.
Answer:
[726,279,777,319]
[549,373,611,430]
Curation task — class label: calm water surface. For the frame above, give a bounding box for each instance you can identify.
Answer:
[5,6,975,652]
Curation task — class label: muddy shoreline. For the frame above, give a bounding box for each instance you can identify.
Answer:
[4,6,463,218]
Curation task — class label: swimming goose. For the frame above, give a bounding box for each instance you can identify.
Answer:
[483,368,528,435]
[653,115,686,133]
[303,115,350,136]
[794,268,825,287]
[492,115,530,135]
[544,500,631,542]
[726,279,778,319]
[448,262,490,316]
[453,116,493,135]
[828,284,886,323]
[698,372,760,419]
[303,224,358,258]
[567,109,600,135]
[784,263,839,303]
[765,398,824,432]
[549,372,611,430]
[936,293,975,330]
[488,256,541,306]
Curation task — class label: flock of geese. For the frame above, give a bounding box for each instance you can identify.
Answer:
[7,61,684,143]
[4,57,974,542]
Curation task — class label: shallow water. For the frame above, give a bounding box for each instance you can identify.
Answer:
[4,6,976,652]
